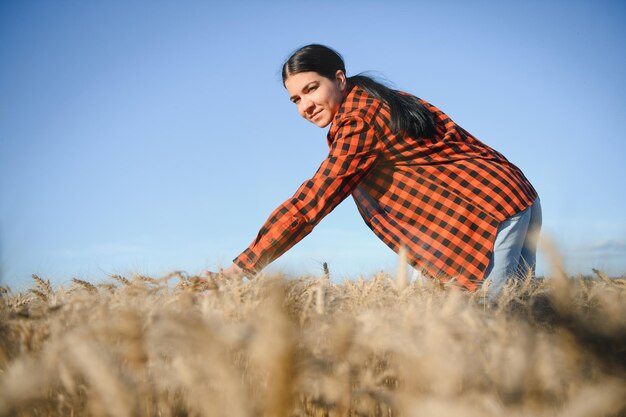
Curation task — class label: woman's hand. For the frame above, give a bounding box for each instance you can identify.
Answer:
[200,263,244,280]
[222,263,244,277]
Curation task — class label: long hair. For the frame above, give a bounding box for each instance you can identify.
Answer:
[282,44,435,138]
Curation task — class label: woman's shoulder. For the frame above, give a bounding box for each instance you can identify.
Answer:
[333,85,386,125]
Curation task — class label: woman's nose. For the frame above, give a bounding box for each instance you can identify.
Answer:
[300,98,315,114]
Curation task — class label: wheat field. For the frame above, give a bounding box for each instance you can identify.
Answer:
[0,264,625,417]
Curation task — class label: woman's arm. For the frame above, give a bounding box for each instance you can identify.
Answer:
[232,116,381,276]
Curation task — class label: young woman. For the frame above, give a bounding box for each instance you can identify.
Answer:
[219,44,541,296]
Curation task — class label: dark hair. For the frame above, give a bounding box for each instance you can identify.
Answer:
[282,44,435,138]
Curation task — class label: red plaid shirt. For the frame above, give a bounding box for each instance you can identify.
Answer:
[234,85,537,290]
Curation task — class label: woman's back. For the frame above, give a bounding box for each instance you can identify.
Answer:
[332,84,537,289]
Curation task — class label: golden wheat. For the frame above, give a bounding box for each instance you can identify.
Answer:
[0,268,625,417]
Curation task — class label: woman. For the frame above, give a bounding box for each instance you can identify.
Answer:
[219,44,541,296]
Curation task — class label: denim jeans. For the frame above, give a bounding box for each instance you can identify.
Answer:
[481,198,542,298]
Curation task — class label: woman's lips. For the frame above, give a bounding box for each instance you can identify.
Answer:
[310,110,322,120]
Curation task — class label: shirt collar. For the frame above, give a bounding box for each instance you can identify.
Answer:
[326,84,362,146]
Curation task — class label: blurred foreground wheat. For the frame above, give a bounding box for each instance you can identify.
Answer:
[1,269,625,417]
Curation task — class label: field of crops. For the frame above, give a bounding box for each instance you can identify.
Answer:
[1,266,625,417]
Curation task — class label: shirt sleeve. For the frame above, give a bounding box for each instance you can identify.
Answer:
[233,116,380,275]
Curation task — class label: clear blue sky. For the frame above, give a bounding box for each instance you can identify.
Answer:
[1,1,625,290]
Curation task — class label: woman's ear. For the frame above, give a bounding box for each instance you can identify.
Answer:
[335,70,347,92]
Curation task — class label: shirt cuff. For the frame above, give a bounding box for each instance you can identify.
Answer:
[233,249,261,277]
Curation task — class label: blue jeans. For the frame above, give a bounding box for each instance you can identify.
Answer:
[482,198,542,298]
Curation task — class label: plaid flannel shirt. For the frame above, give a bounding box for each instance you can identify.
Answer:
[234,85,537,290]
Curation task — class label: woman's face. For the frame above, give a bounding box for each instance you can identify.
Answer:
[284,70,347,128]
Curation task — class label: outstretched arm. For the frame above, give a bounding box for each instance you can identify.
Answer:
[232,116,381,276]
